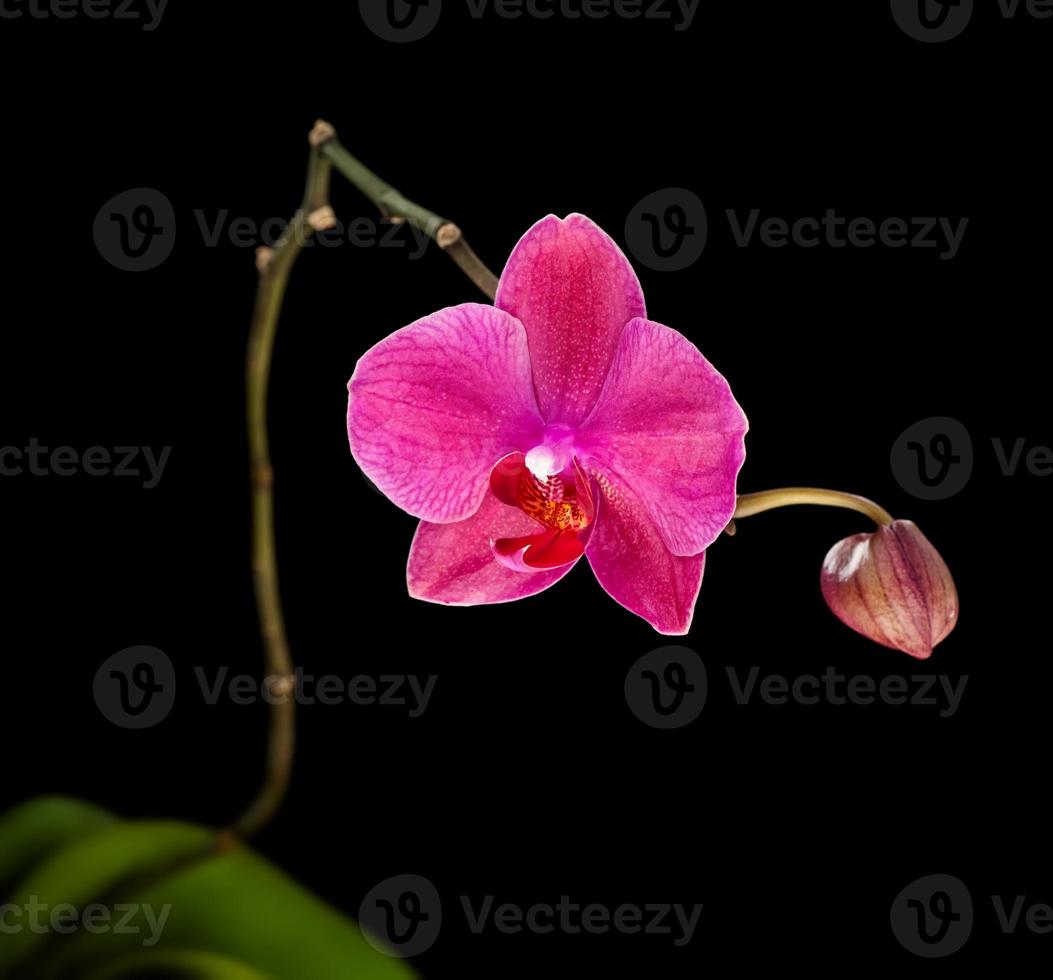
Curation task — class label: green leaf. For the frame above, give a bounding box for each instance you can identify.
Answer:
[0,799,416,980]
[41,844,415,980]
[0,797,116,893]
[0,818,214,975]
[79,948,271,980]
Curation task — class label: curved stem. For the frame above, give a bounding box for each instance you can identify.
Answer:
[230,121,496,839]
[230,128,336,840]
[733,487,894,528]
[318,134,499,299]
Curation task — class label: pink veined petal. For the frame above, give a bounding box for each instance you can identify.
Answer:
[495,214,646,427]
[408,491,580,606]
[577,318,748,557]
[585,469,706,635]
[347,303,545,524]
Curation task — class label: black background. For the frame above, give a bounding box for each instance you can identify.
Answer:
[3,0,1050,975]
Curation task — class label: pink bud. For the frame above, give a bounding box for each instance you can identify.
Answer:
[820,520,958,659]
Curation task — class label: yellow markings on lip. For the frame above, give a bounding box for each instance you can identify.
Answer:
[517,469,591,532]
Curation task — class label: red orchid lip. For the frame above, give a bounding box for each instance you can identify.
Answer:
[489,452,595,571]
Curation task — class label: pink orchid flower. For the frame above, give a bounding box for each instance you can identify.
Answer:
[347,214,748,633]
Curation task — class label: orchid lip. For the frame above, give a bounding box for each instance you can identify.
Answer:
[488,445,596,572]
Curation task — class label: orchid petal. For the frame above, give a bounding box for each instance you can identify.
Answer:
[495,214,646,427]
[578,318,748,557]
[408,492,579,605]
[347,304,544,524]
[585,469,706,635]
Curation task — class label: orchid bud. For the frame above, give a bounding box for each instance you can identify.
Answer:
[820,520,958,659]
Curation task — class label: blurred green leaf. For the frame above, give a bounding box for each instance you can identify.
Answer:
[79,948,271,979]
[0,797,116,893]
[41,842,414,979]
[0,817,213,974]
[0,798,416,980]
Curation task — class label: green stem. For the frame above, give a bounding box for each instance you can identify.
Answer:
[231,121,497,840]
[318,130,499,299]
[230,129,336,841]
[732,487,894,529]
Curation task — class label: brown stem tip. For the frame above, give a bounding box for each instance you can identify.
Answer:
[436,222,463,249]
[309,119,336,148]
